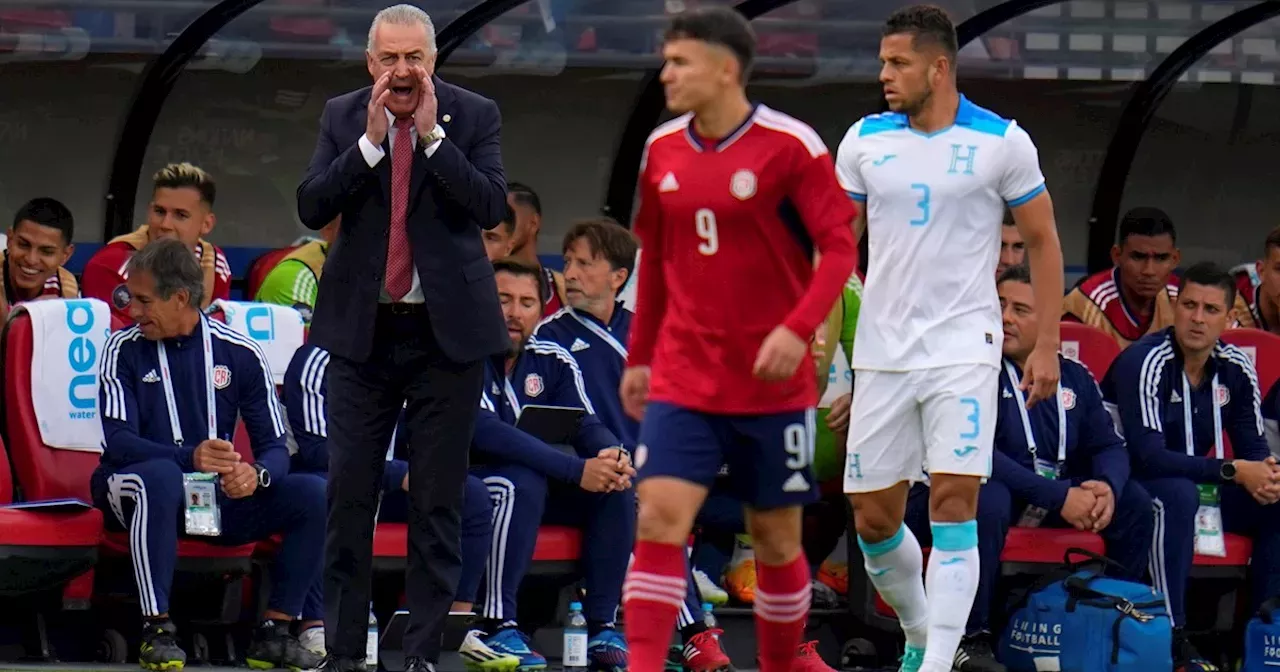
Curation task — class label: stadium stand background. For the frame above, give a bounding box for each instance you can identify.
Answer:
[0,0,1279,288]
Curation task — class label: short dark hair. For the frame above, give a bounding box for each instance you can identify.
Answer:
[1002,209,1015,226]
[493,256,544,305]
[499,203,516,234]
[126,238,205,307]
[153,162,216,207]
[883,5,958,60]
[507,182,541,216]
[1178,261,1236,308]
[1118,206,1176,245]
[11,197,74,245]
[1264,226,1280,255]
[996,263,1032,287]
[563,217,638,276]
[664,6,756,80]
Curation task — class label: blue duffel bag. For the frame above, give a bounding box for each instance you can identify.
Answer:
[1242,597,1280,672]
[999,548,1172,672]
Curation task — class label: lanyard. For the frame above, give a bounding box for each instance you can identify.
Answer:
[1182,372,1223,459]
[157,315,217,446]
[1005,361,1066,463]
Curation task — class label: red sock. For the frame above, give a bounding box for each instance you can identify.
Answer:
[754,554,812,672]
[624,540,687,672]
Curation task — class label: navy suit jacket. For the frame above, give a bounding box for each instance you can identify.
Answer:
[296,77,508,363]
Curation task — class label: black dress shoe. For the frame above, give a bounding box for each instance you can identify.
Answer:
[317,654,369,672]
[404,656,436,672]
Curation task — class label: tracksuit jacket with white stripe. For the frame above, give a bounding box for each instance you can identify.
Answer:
[97,318,289,477]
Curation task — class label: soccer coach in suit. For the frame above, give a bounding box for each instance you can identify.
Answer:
[295,5,507,670]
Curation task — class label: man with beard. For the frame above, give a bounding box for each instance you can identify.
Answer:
[82,163,231,326]
[0,197,79,322]
[469,258,635,672]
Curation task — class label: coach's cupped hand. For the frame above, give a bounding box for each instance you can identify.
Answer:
[365,71,393,146]
[754,325,807,381]
[1019,343,1061,408]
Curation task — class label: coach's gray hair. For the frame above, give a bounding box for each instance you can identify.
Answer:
[368,4,437,54]
[126,238,205,308]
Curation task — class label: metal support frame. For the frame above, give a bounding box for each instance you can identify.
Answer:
[101,0,528,241]
[602,0,1070,225]
[1085,0,1280,273]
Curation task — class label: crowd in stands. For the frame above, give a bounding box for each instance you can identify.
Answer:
[5,158,1280,672]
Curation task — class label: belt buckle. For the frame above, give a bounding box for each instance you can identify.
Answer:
[388,302,416,315]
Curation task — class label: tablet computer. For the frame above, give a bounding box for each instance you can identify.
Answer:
[516,405,585,445]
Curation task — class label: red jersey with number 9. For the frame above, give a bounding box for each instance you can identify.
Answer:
[628,104,859,415]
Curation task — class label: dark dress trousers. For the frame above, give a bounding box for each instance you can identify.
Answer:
[296,76,508,663]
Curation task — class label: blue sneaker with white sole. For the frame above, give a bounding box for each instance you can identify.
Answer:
[482,627,546,672]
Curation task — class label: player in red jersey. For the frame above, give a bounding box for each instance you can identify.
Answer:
[618,8,859,672]
[81,162,231,326]
[1232,226,1280,334]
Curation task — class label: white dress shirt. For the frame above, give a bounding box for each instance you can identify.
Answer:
[358,108,445,304]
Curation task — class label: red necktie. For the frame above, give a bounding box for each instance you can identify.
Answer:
[385,118,414,301]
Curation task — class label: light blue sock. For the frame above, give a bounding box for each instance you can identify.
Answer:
[857,524,928,649]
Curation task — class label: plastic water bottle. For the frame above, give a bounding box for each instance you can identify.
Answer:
[701,602,717,631]
[366,606,378,669]
[563,601,589,671]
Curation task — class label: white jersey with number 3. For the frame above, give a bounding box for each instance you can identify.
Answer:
[835,95,1046,373]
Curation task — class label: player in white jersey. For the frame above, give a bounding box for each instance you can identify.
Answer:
[836,7,1064,672]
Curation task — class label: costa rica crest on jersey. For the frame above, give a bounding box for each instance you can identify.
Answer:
[730,169,757,200]
[1060,387,1076,410]
[1215,383,1230,407]
[212,365,232,390]
[524,373,544,397]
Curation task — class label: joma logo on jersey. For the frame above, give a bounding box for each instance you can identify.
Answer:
[948,144,979,175]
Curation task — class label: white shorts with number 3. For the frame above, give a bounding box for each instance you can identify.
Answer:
[842,363,998,494]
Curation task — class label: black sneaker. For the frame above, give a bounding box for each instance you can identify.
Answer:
[1174,628,1219,672]
[315,655,368,672]
[953,632,1006,672]
[245,620,326,671]
[139,620,187,671]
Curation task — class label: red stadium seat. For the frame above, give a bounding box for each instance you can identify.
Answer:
[245,246,298,301]
[1220,328,1280,395]
[0,312,105,599]
[371,523,581,574]
[268,0,334,40]
[1059,321,1122,382]
[1,306,256,575]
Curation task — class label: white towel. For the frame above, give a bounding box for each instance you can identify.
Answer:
[17,299,110,453]
[211,300,305,385]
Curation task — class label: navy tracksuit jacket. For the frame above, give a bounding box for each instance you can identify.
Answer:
[90,318,325,618]
[1103,327,1280,626]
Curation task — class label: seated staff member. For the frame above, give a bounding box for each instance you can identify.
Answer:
[91,239,324,672]
[473,258,634,672]
[0,197,79,322]
[908,265,1153,672]
[254,216,339,324]
[81,163,231,325]
[281,342,511,667]
[1103,262,1280,672]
